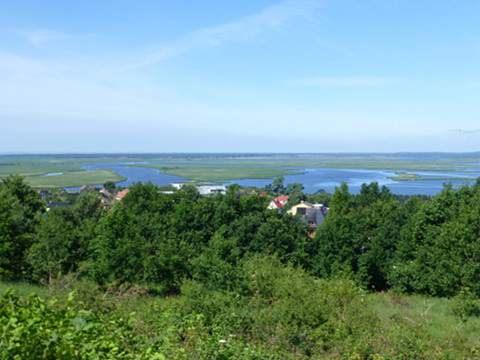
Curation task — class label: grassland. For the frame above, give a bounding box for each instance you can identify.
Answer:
[369,292,480,356]
[0,155,127,188]
[390,172,476,182]
[129,153,480,182]
[134,164,303,182]
[24,170,125,188]
[1,153,480,187]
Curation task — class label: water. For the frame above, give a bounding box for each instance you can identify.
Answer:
[231,168,480,195]
[84,163,187,187]
[71,163,480,196]
[226,169,393,193]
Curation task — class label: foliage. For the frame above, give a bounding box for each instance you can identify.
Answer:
[390,184,480,296]
[28,191,103,283]
[0,290,161,359]
[5,257,479,359]
[450,288,480,321]
[3,176,480,357]
[311,183,407,291]
[0,176,44,280]
[89,183,308,293]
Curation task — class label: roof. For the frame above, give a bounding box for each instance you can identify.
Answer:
[115,189,130,201]
[272,199,285,208]
[274,195,289,203]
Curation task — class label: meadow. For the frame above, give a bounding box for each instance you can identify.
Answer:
[1,153,480,187]
[24,170,125,188]
[1,278,479,359]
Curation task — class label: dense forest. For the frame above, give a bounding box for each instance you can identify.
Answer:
[1,175,480,358]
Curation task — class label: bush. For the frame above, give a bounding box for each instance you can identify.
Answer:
[0,290,162,359]
[450,288,480,320]
[176,255,381,358]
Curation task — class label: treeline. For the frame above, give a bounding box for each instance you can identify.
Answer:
[1,175,480,297]
[313,181,480,297]
[0,176,309,293]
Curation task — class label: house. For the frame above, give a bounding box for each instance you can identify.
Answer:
[171,183,185,190]
[287,201,317,216]
[115,188,130,201]
[99,188,115,206]
[267,195,289,210]
[304,207,327,228]
[197,185,227,196]
[287,201,329,228]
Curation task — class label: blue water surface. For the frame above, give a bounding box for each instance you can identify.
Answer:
[70,163,480,196]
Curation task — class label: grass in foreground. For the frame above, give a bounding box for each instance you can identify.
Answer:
[1,275,480,359]
[369,292,480,356]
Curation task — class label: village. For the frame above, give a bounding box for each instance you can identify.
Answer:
[39,180,329,231]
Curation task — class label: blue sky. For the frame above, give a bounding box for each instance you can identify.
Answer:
[1,0,480,153]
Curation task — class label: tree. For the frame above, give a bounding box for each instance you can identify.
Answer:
[266,176,285,195]
[391,185,480,296]
[0,176,43,280]
[103,181,117,192]
[28,192,104,283]
[28,208,78,282]
[311,182,408,291]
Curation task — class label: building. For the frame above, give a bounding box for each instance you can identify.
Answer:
[197,185,227,195]
[267,195,289,210]
[99,188,114,206]
[287,201,315,216]
[287,201,329,228]
[171,183,185,190]
[115,188,130,201]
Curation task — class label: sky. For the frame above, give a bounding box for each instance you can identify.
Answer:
[1,0,480,153]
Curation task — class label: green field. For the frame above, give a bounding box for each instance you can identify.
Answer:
[24,170,125,188]
[134,164,302,182]
[0,155,128,188]
[1,153,480,187]
[389,172,476,182]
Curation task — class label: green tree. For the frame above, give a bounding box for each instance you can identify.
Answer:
[103,181,117,192]
[266,176,285,195]
[0,176,43,280]
[28,191,104,283]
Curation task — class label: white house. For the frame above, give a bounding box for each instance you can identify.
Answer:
[197,185,227,195]
[267,195,289,210]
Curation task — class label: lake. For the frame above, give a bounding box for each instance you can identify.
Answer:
[81,163,480,196]
[83,163,187,187]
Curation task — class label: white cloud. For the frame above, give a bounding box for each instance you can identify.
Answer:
[297,76,401,87]
[118,0,323,71]
[15,29,71,47]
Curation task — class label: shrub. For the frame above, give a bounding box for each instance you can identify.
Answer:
[0,290,161,359]
[450,288,480,320]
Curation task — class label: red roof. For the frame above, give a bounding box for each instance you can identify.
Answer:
[272,199,285,208]
[270,195,289,209]
[115,189,130,201]
[274,195,289,203]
